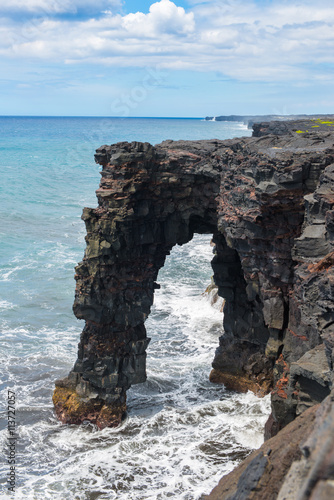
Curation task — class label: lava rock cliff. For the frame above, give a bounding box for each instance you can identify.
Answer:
[53,118,334,498]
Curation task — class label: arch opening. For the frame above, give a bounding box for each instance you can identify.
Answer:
[126,233,225,414]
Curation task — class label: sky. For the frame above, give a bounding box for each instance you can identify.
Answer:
[1,0,334,117]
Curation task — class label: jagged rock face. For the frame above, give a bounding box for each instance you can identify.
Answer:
[53,123,334,433]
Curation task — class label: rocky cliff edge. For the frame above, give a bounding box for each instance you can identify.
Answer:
[53,117,334,498]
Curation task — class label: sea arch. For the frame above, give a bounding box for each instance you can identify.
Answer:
[53,140,273,429]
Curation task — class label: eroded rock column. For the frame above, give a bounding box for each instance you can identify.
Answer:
[53,140,221,428]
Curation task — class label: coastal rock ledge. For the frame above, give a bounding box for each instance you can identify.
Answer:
[53,118,334,498]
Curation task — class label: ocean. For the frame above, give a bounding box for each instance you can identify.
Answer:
[0,117,270,499]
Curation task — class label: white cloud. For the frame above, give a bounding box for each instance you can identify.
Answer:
[1,0,334,84]
[122,0,195,36]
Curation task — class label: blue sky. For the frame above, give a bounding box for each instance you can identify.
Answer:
[1,0,334,117]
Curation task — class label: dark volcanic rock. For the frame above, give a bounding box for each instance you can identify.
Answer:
[204,114,334,129]
[53,121,334,460]
[252,116,334,137]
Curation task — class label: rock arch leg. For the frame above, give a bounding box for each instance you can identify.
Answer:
[210,232,273,394]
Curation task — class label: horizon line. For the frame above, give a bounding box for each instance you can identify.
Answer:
[0,115,205,119]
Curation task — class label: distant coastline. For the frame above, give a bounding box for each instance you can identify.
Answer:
[205,113,334,128]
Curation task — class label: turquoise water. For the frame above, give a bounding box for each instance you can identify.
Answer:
[0,117,269,499]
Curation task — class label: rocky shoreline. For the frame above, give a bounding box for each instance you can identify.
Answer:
[205,114,334,129]
[53,117,334,498]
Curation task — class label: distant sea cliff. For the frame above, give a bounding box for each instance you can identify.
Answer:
[205,113,334,128]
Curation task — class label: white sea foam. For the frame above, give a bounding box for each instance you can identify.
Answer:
[0,299,15,310]
[0,265,31,282]
[236,123,249,130]
[10,389,270,500]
